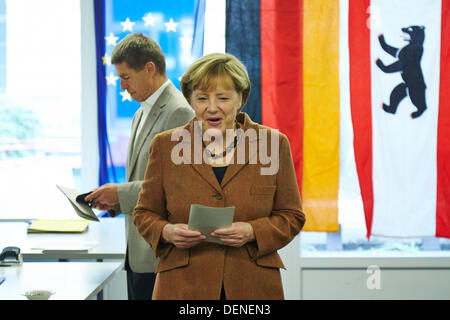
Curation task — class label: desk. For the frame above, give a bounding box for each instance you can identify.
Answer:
[0,218,126,261]
[0,261,123,300]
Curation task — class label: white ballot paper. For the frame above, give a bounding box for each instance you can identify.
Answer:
[56,185,100,222]
[188,204,235,244]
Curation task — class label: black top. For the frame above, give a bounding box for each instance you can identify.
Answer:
[212,166,228,185]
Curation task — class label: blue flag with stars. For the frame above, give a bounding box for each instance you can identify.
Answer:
[95,0,202,186]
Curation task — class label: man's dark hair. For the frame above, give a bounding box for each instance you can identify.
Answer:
[111,33,166,74]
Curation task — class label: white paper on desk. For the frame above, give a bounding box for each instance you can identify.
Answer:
[56,185,99,222]
[30,240,99,254]
[188,204,235,245]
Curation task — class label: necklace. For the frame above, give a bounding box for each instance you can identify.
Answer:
[203,123,241,159]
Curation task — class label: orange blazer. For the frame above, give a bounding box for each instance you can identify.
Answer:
[133,113,306,300]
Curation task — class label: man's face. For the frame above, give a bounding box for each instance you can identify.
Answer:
[116,61,153,102]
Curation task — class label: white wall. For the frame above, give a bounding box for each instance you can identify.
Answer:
[102,268,127,300]
[299,255,450,299]
[280,236,301,299]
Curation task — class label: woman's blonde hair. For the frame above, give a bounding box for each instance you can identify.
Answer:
[180,53,251,111]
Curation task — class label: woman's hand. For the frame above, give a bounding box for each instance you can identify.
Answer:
[162,223,206,249]
[211,222,255,247]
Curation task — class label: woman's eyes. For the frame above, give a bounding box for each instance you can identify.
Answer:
[197,96,229,101]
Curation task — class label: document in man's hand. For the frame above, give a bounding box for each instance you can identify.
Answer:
[188,204,235,245]
[56,185,100,222]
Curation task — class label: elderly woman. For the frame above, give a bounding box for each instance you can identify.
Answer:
[133,53,305,300]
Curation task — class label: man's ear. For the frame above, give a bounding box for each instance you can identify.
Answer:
[145,61,157,75]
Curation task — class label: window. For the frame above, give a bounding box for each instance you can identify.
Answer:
[0,0,82,220]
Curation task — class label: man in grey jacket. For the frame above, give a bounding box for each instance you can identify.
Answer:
[86,33,194,300]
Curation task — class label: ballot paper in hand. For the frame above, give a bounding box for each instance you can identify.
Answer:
[188,204,235,244]
[56,185,100,222]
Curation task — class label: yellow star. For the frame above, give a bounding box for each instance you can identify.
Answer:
[105,33,119,46]
[106,72,119,86]
[120,90,132,102]
[165,18,178,32]
[102,53,111,65]
[120,18,135,32]
[143,13,156,27]
[179,35,193,49]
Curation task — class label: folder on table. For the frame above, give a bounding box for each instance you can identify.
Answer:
[56,185,100,221]
[27,219,89,233]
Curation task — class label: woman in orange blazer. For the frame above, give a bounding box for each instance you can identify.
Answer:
[133,53,306,300]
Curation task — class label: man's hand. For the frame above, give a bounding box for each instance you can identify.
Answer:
[85,183,119,211]
[211,222,255,247]
[162,224,206,249]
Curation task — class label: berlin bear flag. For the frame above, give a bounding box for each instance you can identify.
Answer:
[349,0,450,238]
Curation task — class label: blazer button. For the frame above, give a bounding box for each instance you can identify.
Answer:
[213,193,223,200]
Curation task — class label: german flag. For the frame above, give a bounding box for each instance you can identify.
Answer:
[227,0,340,232]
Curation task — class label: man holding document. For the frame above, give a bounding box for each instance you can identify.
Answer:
[84,33,194,300]
[133,53,306,300]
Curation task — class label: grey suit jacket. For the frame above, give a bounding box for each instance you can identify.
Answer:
[110,82,194,273]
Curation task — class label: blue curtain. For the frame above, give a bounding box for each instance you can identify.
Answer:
[94,0,117,186]
[94,0,202,190]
